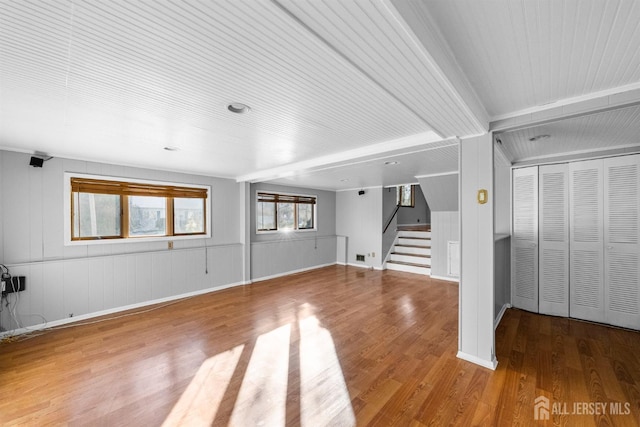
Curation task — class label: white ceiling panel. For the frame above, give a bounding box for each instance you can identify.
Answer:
[276,0,487,137]
[0,0,436,178]
[425,0,640,118]
[499,105,640,163]
[2,0,640,190]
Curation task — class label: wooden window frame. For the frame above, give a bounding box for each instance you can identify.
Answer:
[68,175,209,243]
[397,184,415,208]
[256,191,317,232]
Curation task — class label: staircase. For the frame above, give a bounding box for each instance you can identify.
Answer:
[386,229,431,275]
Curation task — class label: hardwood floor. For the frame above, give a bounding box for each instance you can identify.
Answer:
[1,265,639,426]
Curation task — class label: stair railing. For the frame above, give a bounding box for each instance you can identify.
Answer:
[383,204,400,234]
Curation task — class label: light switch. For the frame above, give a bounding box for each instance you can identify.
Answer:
[477,189,488,204]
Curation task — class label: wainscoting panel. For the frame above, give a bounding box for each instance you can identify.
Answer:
[251,236,337,281]
[0,245,244,333]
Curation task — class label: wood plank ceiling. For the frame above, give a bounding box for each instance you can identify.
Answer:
[1,0,640,188]
[425,0,640,118]
[0,0,481,183]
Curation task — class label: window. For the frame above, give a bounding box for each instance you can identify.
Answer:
[397,184,415,207]
[257,192,316,232]
[69,176,208,241]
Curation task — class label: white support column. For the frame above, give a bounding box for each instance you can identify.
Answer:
[239,181,251,284]
[458,133,497,370]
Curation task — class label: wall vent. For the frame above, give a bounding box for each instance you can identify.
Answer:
[356,254,365,262]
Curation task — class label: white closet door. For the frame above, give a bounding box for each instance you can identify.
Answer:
[539,164,569,316]
[512,166,538,312]
[604,155,640,329]
[570,159,605,323]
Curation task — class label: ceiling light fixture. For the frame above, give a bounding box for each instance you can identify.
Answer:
[340,178,350,182]
[384,161,399,165]
[528,134,550,142]
[227,103,251,114]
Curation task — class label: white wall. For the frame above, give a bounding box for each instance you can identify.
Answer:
[397,186,430,225]
[493,143,512,324]
[249,182,337,280]
[494,236,510,324]
[430,211,459,280]
[336,187,383,269]
[0,150,244,332]
[418,173,458,212]
[0,151,3,264]
[494,147,511,235]
[382,187,398,260]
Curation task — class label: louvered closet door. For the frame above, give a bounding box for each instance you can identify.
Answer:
[570,159,605,323]
[539,164,569,316]
[512,166,538,312]
[604,155,640,329]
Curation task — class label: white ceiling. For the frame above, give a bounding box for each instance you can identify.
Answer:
[499,104,640,165]
[1,0,640,190]
[426,0,640,118]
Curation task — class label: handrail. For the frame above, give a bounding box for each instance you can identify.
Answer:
[383,204,400,234]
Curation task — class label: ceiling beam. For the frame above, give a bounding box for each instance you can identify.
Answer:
[490,82,640,133]
[387,0,489,135]
[270,0,447,139]
[235,131,444,183]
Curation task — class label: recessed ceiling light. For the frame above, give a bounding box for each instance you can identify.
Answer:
[164,146,179,151]
[384,161,399,165]
[340,178,350,182]
[227,103,250,114]
[528,134,550,142]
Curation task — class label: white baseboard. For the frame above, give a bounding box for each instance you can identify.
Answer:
[494,303,512,330]
[345,262,383,271]
[457,351,498,370]
[430,274,459,283]
[0,280,247,338]
[251,262,336,282]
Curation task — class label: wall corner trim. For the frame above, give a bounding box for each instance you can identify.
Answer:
[430,274,459,283]
[494,303,512,330]
[456,351,498,370]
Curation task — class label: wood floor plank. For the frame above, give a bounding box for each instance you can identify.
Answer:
[1,266,639,426]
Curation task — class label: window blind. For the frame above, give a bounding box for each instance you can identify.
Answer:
[71,178,208,199]
[257,192,316,204]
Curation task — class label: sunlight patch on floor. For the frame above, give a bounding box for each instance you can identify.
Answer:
[162,344,244,427]
[299,316,356,427]
[229,323,291,426]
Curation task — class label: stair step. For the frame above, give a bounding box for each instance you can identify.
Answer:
[392,252,430,258]
[398,230,431,239]
[386,261,431,276]
[393,245,431,256]
[388,260,429,268]
[397,225,430,231]
[390,255,430,266]
[397,237,431,247]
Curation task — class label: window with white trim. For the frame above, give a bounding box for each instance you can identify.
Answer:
[69,176,208,241]
[256,192,316,232]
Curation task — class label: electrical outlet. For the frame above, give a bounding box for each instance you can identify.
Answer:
[1,276,26,294]
[371,252,375,258]
[168,241,174,250]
